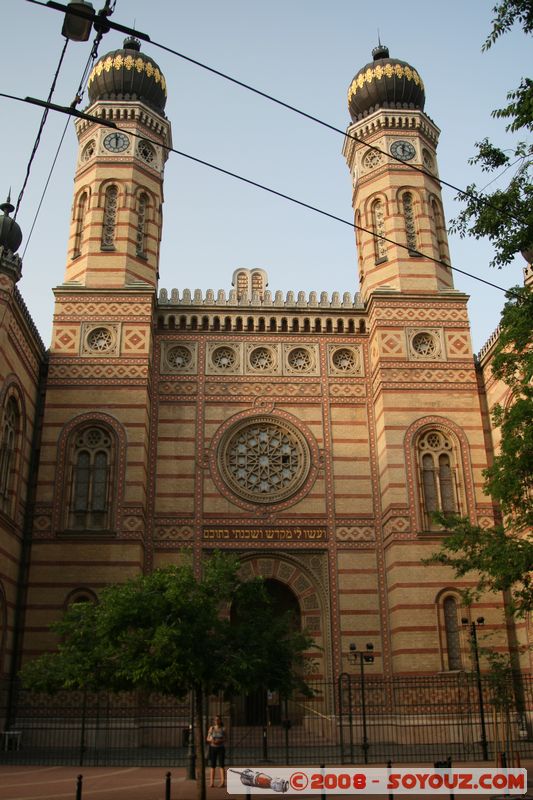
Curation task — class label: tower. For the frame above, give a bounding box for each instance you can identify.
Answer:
[343,47,498,675]
[65,36,171,289]
[343,45,452,298]
[25,39,172,658]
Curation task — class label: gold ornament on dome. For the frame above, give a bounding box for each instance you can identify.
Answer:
[348,62,424,103]
[88,56,167,97]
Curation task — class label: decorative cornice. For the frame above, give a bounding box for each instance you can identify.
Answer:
[158,287,364,310]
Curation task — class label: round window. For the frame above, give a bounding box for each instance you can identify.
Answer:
[249,347,275,370]
[332,347,358,372]
[288,347,312,372]
[87,327,114,352]
[218,417,311,504]
[212,346,237,369]
[412,332,439,357]
[167,346,192,369]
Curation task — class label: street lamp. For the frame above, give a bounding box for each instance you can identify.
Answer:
[61,0,95,41]
[347,643,374,764]
[462,617,489,761]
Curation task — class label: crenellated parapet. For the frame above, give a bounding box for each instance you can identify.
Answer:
[158,287,364,309]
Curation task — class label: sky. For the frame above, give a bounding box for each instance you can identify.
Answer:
[1,0,529,351]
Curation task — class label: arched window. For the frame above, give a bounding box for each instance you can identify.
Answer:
[430,198,448,262]
[0,397,20,513]
[73,192,87,258]
[65,587,98,608]
[136,192,148,257]
[68,427,114,531]
[402,191,418,253]
[371,199,386,261]
[101,185,118,250]
[418,430,459,528]
[443,595,462,670]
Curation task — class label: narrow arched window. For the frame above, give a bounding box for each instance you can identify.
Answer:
[443,596,462,670]
[402,192,418,252]
[101,185,118,250]
[418,430,459,528]
[431,199,448,262]
[136,192,148,257]
[372,199,386,261]
[0,398,19,513]
[69,427,113,531]
[73,192,87,258]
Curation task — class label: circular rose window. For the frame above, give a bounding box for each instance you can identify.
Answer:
[218,417,311,504]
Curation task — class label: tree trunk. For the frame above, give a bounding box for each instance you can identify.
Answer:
[194,685,206,800]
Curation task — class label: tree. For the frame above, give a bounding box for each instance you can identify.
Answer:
[449,1,533,268]
[427,2,533,616]
[20,553,313,800]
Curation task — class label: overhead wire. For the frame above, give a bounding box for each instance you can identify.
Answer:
[19,2,117,256]
[24,0,527,228]
[3,92,512,296]
[13,36,69,219]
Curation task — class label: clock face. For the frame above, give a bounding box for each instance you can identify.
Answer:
[390,140,416,161]
[103,132,130,153]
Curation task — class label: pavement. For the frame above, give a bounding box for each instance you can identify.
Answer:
[0,763,532,800]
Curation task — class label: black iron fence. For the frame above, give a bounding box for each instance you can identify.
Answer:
[1,673,532,766]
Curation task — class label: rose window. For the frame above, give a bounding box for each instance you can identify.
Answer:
[363,149,383,169]
[249,347,275,370]
[412,332,438,357]
[167,346,192,369]
[87,327,113,352]
[419,431,451,452]
[219,417,310,504]
[212,347,236,369]
[288,347,312,371]
[137,140,156,163]
[332,347,358,372]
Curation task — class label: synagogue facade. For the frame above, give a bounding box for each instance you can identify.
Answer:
[0,39,530,715]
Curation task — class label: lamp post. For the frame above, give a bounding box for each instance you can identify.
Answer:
[347,642,374,764]
[186,690,196,780]
[462,617,489,761]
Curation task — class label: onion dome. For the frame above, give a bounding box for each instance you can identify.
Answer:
[348,44,425,122]
[87,37,167,115]
[0,197,22,254]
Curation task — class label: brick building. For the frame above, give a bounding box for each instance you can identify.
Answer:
[0,40,530,718]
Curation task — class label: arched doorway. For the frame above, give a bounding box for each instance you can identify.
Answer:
[231,579,301,725]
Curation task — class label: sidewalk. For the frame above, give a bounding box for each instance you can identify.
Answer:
[0,763,531,800]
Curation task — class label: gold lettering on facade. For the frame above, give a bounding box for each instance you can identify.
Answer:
[203,527,327,541]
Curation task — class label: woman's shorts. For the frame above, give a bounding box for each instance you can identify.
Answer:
[208,745,225,768]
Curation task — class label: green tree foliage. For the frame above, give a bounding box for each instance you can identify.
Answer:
[449,1,533,267]
[428,3,533,616]
[21,553,313,800]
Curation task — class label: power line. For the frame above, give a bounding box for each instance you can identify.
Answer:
[13,37,69,219]
[19,4,118,256]
[24,0,527,228]
[1,92,512,296]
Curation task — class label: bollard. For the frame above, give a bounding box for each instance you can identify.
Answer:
[165,771,171,800]
[387,760,394,800]
[320,763,326,800]
[75,774,83,800]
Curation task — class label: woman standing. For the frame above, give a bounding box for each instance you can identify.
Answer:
[206,715,226,788]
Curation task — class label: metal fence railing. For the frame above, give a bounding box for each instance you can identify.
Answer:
[1,673,532,766]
